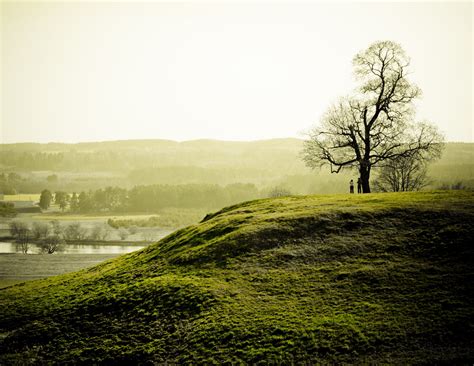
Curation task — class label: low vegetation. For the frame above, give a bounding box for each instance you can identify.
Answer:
[0,191,473,363]
[107,208,206,229]
[0,202,16,217]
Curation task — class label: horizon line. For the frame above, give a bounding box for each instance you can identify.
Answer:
[1,137,472,145]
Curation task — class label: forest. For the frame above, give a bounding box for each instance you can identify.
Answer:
[43,183,261,213]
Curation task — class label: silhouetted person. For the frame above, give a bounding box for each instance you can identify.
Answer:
[349,179,354,194]
[357,178,362,193]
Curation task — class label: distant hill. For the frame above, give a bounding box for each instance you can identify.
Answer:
[0,139,473,193]
[0,138,304,154]
[1,191,473,363]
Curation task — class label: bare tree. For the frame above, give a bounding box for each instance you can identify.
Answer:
[16,232,31,254]
[302,41,444,193]
[31,222,50,240]
[50,220,64,238]
[9,221,31,254]
[373,149,440,192]
[9,220,25,238]
[118,227,129,241]
[89,223,111,241]
[39,234,64,254]
[64,222,88,241]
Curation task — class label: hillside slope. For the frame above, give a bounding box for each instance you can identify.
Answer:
[1,191,474,364]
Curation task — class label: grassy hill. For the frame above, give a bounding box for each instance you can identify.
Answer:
[1,191,473,364]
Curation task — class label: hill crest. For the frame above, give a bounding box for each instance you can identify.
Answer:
[1,191,473,364]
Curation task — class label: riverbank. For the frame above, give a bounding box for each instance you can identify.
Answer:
[0,228,174,287]
[0,241,153,288]
[0,237,157,246]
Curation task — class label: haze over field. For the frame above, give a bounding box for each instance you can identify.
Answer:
[1,139,473,196]
[1,1,473,143]
[1,2,474,364]
[1,1,474,364]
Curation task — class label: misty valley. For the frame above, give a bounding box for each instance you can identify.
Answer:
[1,4,473,362]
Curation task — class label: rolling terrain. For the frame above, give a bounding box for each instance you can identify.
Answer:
[0,191,473,364]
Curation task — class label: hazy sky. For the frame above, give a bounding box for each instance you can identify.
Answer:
[1,1,472,143]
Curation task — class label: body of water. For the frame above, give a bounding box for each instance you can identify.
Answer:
[0,242,145,254]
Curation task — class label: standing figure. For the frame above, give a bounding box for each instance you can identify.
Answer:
[349,179,354,194]
[357,178,362,193]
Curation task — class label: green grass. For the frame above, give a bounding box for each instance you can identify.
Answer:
[0,191,473,364]
[0,279,25,289]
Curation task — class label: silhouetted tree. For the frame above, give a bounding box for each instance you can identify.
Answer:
[50,220,64,238]
[373,148,441,192]
[89,223,111,241]
[39,189,53,210]
[31,222,50,240]
[39,234,64,254]
[9,221,31,254]
[78,191,93,212]
[55,191,69,211]
[302,41,444,193]
[69,192,79,212]
[64,222,87,241]
[0,202,16,217]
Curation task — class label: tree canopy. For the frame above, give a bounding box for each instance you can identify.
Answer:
[302,41,444,193]
[39,189,53,210]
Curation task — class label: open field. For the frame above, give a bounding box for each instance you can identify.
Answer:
[31,213,160,221]
[2,194,40,202]
[0,253,119,288]
[1,191,473,364]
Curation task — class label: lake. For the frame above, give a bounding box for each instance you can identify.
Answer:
[0,242,145,254]
[0,242,149,288]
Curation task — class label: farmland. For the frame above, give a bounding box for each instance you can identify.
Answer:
[2,194,41,202]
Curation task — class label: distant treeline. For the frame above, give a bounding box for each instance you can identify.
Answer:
[0,202,16,217]
[55,183,260,212]
[1,140,473,195]
[0,152,65,170]
[0,139,305,173]
[0,172,22,194]
[0,151,131,171]
[127,166,269,186]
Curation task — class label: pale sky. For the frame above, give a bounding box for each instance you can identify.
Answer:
[0,1,472,143]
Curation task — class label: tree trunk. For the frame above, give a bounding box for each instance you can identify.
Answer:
[359,164,371,193]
